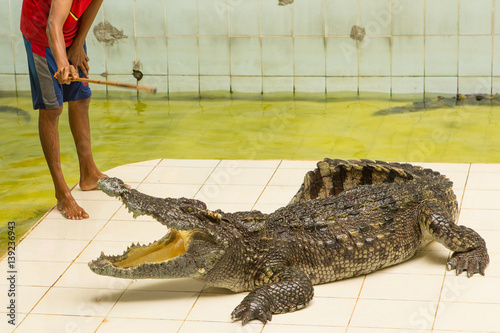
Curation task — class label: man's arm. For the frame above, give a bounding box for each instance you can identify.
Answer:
[68,0,103,78]
[47,0,76,84]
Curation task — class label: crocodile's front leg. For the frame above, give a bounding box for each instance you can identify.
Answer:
[231,265,314,324]
[419,201,489,277]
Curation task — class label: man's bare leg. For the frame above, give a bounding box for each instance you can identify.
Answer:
[39,107,89,219]
[68,97,106,191]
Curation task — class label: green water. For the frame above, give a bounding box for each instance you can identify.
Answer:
[2,93,500,256]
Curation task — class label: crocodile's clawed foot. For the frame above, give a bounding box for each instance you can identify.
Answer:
[231,299,272,325]
[447,248,489,277]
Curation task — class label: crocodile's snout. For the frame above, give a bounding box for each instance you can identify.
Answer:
[97,177,128,197]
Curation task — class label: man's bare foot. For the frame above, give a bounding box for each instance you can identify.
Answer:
[80,172,108,191]
[57,195,89,220]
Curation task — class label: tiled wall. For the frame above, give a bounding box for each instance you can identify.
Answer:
[3,0,500,97]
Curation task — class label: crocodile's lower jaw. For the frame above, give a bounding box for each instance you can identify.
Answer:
[91,229,192,269]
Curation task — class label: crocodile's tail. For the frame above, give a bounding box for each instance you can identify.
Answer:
[289,158,454,205]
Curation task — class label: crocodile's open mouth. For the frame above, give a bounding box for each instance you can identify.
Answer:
[90,228,195,269]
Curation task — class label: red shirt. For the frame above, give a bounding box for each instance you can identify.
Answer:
[21,0,93,47]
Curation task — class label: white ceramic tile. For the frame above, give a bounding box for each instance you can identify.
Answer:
[360,273,443,301]
[144,166,214,184]
[359,0,391,35]
[168,75,199,95]
[24,218,107,240]
[478,230,500,252]
[325,0,357,36]
[265,324,346,333]
[229,0,260,36]
[187,292,248,322]
[327,77,359,98]
[15,314,103,333]
[257,186,299,205]
[350,298,437,330]
[294,77,326,94]
[106,164,155,182]
[197,0,228,36]
[392,37,424,76]
[0,313,25,333]
[313,275,364,298]
[359,37,391,76]
[326,37,358,76]
[128,278,205,292]
[459,77,492,94]
[378,250,450,275]
[358,77,391,95]
[32,287,121,316]
[94,220,168,242]
[424,77,458,95]
[262,37,294,76]
[136,37,168,75]
[0,0,11,35]
[415,162,470,173]
[182,320,264,333]
[97,317,183,333]
[279,160,318,169]
[0,285,49,313]
[55,262,130,290]
[158,159,220,168]
[199,37,230,75]
[458,209,500,230]
[136,183,201,198]
[261,0,292,36]
[107,290,198,320]
[167,37,199,75]
[425,0,458,35]
[231,76,263,94]
[0,75,16,93]
[195,184,264,204]
[200,76,231,96]
[348,328,430,333]
[111,205,156,222]
[15,238,89,262]
[165,0,197,35]
[269,168,308,186]
[391,77,424,95]
[206,167,275,186]
[230,37,262,76]
[462,190,500,209]
[252,202,284,214]
[0,36,14,74]
[392,0,424,35]
[459,0,493,35]
[424,36,458,76]
[43,200,123,221]
[270,297,356,326]
[459,36,492,77]
[293,0,325,36]
[218,160,281,169]
[75,240,133,263]
[470,163,500,173]
[440,275,500,303]
[433,302,500,332]
[263,76,294,93]
[294,37,326,76]
[0,260,69,287]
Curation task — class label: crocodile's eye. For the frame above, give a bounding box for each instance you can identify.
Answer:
[180,206,194,214]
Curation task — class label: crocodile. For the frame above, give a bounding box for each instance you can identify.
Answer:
[373,93,500,115]
[89,158,489,324]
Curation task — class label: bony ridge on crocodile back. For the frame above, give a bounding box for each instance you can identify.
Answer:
[89,158,489,324]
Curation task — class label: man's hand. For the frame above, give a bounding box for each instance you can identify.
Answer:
[55,65,79,84]
[67,44,90,78]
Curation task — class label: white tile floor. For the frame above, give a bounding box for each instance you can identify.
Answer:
[1,159,500,333]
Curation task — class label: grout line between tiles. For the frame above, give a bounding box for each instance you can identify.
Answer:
[251,160,283,211]
[344,275,367,332]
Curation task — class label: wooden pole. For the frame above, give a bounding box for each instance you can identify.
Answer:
[54,74,157,93]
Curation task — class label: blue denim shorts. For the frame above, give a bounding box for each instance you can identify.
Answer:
[23,36,92,110]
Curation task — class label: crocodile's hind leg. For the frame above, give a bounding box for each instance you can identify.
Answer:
[419,201,489,277]
[231,265,314,324]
